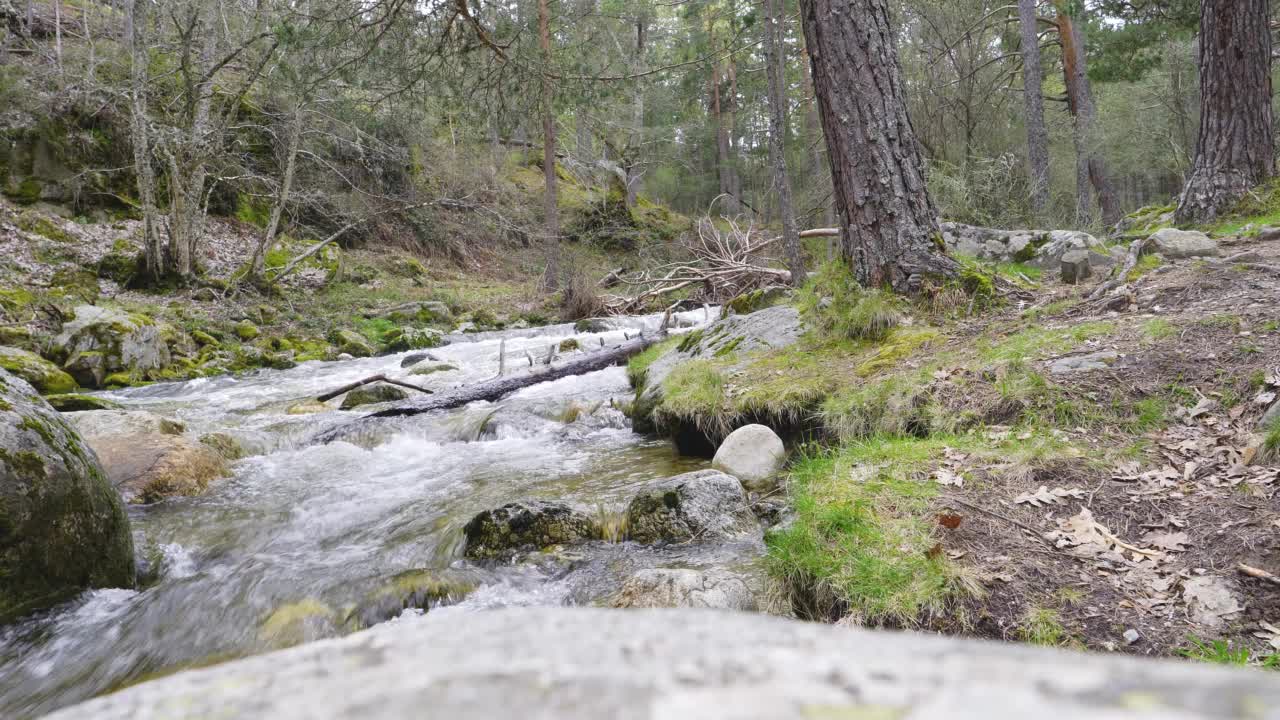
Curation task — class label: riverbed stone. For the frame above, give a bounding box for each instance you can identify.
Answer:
[711,424,786,493]
[399,351,442,368]
[67,409,186,439]
[48,606,1280,720]
[90,433,230,504]
[1147,228,1218,259]
[609,568,758,611]
[0,369,135,624]
[49,305,172,388]
[626,470,759,544]
[463,500,601,560]
[0,345,77,394]
[340,383,409,410]
[345,570,476,629]
[331,329,376,358]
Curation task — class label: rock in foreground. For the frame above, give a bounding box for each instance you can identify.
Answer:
[0,370,135,623]
[46,607,1280,720]
[609,568,758,611]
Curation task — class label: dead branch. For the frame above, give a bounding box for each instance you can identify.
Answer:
[316,374,434,403]
[1087,236,1146,301]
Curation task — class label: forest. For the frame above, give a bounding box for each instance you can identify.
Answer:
[3,0,1280,717]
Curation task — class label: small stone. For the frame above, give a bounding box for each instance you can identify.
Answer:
[1060,250,1093,285]
[191,287,218,302]
[1048,351,1120,375]
[1123,628,1141,646]
[336,353,354,361]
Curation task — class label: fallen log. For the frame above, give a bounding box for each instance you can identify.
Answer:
[310,334,659,444]
[316,374,434,403]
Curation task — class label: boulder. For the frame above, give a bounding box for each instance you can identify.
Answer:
[609,568,758,611]
[463,500,601,560]
[382,327,443,353]
[625,470,759,544]
[940,223,1114,269]
[49,606,1280,720]
[711,424,786,493]
[399,351,442,368]
[0,346,77,394]
[67,409,186,439]
[1147,228,1218,259]
[340,383,409,410]
[0,369,135,623]
[44,394,122,412]
[1059,250,1092,285]
[90,433,229,504]
[408,362,459,377]
[331,329,376,358]
[49,305,172,388]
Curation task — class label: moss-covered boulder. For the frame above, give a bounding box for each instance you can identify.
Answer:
[330,329,375,358]
[89,433,229,504]
[44,394,122,412]
[234,321,260,340]
[625,470,759,545]
[0,346,78,394]
[0,369,136,623]
[382,327,443,353]
[0,326,36,352]
[50,305,172,388]
[340,383,409,410]
[463,500,601,561]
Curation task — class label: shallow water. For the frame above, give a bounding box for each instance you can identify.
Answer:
[0,310,731,718]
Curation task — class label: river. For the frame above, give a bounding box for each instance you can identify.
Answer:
[0,308,742,718]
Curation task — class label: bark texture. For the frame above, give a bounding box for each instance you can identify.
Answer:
[798,0,958,291]
[763,0,804,285]
[1056,8,1120,228]
[539,0,561,290]
[1175,0,1275,226]
[1017,0,1050,217]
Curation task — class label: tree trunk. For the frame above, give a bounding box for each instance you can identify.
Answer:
[1056,7,1121,227]
[538,0,561,291]
[763,0,803,285]
[126,0,163,281]
[1175,0,1274,225]
[1017,0,1050,218]
[623,13,647,209]
[251,104,304,284]
[798,0,958,292]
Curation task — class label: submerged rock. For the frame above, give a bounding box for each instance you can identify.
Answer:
[49,305,172,388]
[463,500,601,560]
[609,568,758,611]
[0,346,77,394]
[626,470,759,544]
[50,606,1280,720]
[1147,228,1218,259]
[91,433,229,504]
[711,424,786,493]
[0,369,135,623]
[407,361,458,377]
[258,599,341,650]
[399,351,442,368]
[67,409,185,439]
[44,394,122,412]
[345,570,475,629]
[340,383,409,410]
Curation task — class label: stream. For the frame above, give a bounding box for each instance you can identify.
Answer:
[0,308,749,718]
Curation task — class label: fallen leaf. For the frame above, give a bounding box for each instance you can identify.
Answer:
[932,468,964,487]
[1014,485,1087,507]
[1141,531,1190,552]
[937,513,963,529]
[925,543,944,560]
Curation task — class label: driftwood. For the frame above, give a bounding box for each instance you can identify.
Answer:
[365,334,655,419]
[316,374,434,403]
[798,227,840,238]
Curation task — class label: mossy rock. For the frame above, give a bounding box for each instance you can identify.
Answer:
[0,288,36,314]
[49,267,100,304]
[50,305,172,388]
[558,338,581,353]
[89,432,229,504]
[0,326,35,352]
[234,321,260,341]
[0,346,78,394]
[258,599,339,650]
[721,287,789,318]
[16,210,74,243]
[340,383,409,410]
[344,570,475,629]
[0,369,136,624]
[44,394,121,412]
[330,329,375,358]
[462,500,602,561]
[287,400,332,415]
[96,249,143,286]
[382,327,444,353]
[191,331,220,348]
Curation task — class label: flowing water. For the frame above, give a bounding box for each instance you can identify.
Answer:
[0,309,747,718]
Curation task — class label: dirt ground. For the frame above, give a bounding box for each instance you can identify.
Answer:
[920,235,1280,659]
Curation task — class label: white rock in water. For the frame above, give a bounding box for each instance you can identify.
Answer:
[712,424,786,492]
[47,607,1280,720]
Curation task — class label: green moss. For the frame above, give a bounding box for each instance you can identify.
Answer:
[17,211,74,243]
[558,338,581,353]
[44,394,121,412]
[5,178,42,204]
[234,321,260,340]
[626,337,678,389]
[191,330,220,348]
[1019,607,1068,646]
[235,193,271,227]
[1126,253,1163,281]
[1010,234,1051,263]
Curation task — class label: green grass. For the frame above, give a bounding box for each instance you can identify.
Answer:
[1142,318,1177,341]
[798,261,902,341]
[626,337,678,388]
[1180,637,1280,669]
[766,436,983,623]
[1019,607,1067,646]
[977,322,1115,364]
[1126,253,1163,281]
[1264,417,1280,461]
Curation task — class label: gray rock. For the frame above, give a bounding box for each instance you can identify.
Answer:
[331,330,376,358]
[67,409,186,439]
[399,352,442,368]
[626,470,759,544]
[940,223,1113,269]
[1261,400,1280,434]
[609,568,758,610]
[1123,628,1141,646]
[1048,351,1120,375]
[1182,576,1243,630]
[408,361,459,377]
[712,424,786,493]
[1059,250,1092,285]
[1147,228,1218,259]
[463,500,601,560]
[48,606,1280,720]
[50,305,172,388]
[340,383,409,410]
[0,369,135,623]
